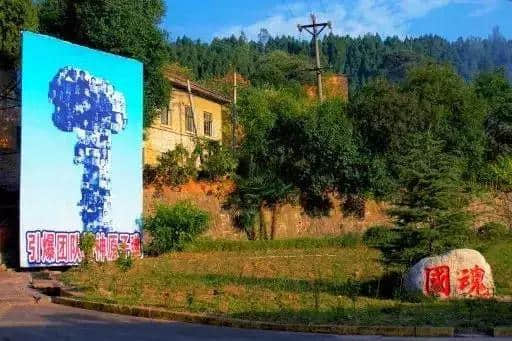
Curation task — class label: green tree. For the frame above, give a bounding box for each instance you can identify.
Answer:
[250,50,314,88]
[402,64,486,170]
[37,0,170,128]
[0,0,38,67]
[351,64,487,182]
[475,68,512,159]
[387,133,472,266]
[349,77,418,156]
[229,88,375,238]
[228,88,301,239]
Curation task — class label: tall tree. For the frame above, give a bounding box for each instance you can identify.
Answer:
[0,0,38,68]
[168,28,512,88]
[475,68,512,159]
[37,0,170,128]
[387,132,472,266]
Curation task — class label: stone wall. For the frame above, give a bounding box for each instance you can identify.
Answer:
[144,180,392,240]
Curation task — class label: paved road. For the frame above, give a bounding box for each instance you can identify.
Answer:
[0,272,508,340]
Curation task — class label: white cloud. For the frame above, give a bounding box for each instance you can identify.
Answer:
[214,0,497,40]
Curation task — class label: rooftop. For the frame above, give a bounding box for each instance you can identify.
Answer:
[165,74,231,105]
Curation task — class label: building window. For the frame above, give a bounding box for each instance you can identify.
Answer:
[204,112,213,137]
[160,100,172,125]
[185,106,195,133]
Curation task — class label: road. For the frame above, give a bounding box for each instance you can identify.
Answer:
[0,272,508,340]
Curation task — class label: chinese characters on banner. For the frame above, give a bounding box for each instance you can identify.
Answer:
[26,231,141,265]
[424,265,491,298]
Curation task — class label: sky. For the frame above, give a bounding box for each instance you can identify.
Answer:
[20,32,143,265]
[163,0,512,42]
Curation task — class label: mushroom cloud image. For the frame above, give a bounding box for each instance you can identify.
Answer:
[48,67,127,233]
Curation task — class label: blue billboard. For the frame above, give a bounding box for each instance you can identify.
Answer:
[20,32,143,267]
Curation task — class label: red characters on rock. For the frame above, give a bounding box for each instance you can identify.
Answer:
[457,265,490,297]
[425,265,451,297]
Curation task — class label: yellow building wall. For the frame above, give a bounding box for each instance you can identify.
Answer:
[144,87,223,165]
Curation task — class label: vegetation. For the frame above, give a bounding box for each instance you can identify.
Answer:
[226,63,512,247]
[0,0,38,68]
[385,133,472,266]
[36,0,170,128]
[194,138,238,181]
[169,27,512,88]
[78,232,96,266]
[143,201,210,255]
[63,235,512,332]
[143,140,237,188]
[3,2,512,330]
[185,235,362,252]
[116,243,134,272]
[145,144,197,188]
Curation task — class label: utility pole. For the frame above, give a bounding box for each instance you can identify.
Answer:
[298,14,331,101]
[231,70,237,150]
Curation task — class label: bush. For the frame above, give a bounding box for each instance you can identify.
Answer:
[116,243,134,271]
[143,164,158,186]
[79,232,96,266]
[363,226,398,248]
[195,139,237,180]
[485,155,512,191]
[143,201,210,255]
[478,221,510,241]
[156,145,197,187]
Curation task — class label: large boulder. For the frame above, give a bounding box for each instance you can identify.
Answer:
[405,249,494,299]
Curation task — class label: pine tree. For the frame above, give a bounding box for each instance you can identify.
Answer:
[387,133,472,266]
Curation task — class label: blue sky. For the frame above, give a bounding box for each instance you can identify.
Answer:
[163,0,512,42]
[20,32,143,238]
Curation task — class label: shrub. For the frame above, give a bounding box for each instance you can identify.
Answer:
[485,155,512,191]
[116,243,133,271]
[143,164,158,186]
[363,226,398,248]
[478,221,510,241]
[156,145,197,187]
[199,145,237,180]
[143,201,210,255]
[79,232,96,266]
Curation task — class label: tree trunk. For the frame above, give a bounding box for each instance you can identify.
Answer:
[270,204,280,240]
[248,211,259,241]
[259,204,268,240]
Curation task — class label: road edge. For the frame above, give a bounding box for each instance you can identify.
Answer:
[51,296,455,337]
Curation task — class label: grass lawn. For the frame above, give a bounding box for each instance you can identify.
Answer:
[62,238,512,332]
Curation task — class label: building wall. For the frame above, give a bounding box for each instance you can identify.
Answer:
[144,87,223,165]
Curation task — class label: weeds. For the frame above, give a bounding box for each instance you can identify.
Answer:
[116,243,133,272]
[62,239,512,331]
[185,235,363,252]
